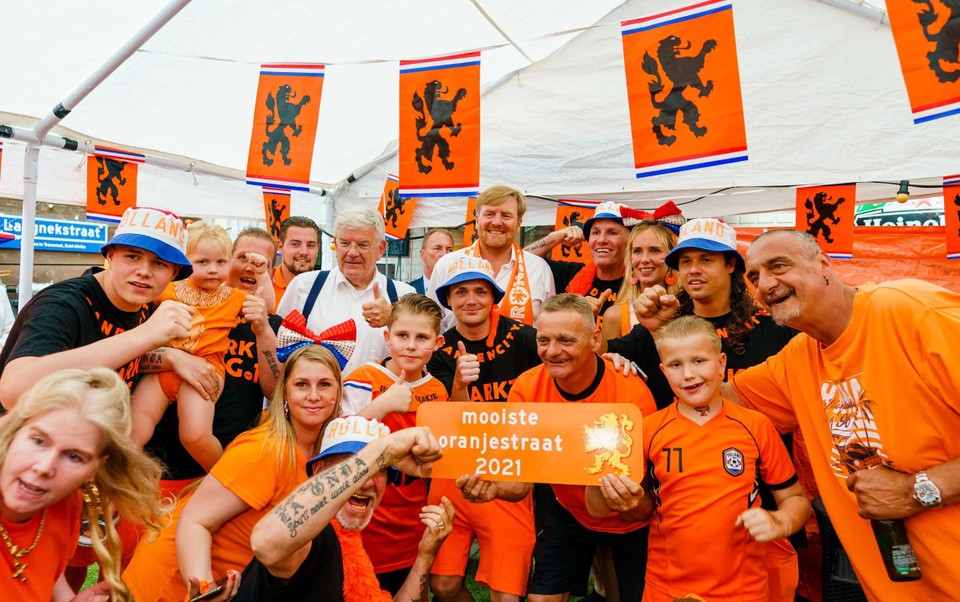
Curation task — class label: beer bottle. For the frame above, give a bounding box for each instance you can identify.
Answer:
[871,518,921,581]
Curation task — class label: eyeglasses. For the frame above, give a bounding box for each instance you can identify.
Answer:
[336,239,374,252]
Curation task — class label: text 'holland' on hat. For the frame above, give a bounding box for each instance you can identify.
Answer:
[581,202,629,239]
[435,255,505,310]
[101,207,193,280]
[664,217,744,271]
[306,416,391,475]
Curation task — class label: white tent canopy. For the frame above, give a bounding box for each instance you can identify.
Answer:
[2,0,946,231]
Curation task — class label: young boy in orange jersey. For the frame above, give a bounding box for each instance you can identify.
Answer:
[587,315,810,602]
[130,221,274,471]
[340,293,449,594]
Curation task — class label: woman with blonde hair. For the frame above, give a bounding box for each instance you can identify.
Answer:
[601,219,679,343]
[123,343,346,601]
[0,368,167,601]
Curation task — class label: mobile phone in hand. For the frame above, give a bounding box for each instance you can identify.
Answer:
[189,575,230,602]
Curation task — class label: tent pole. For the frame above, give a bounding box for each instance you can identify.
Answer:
[18,145,40,309]
[17,0,193,307]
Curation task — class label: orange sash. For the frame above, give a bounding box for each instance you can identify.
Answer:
[466,241,533,325]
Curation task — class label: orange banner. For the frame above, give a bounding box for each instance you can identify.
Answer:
[377,174,419,241]
[736,226,960,292]
[621,0,747,179]
[461,197,479,247]
[399,52,480,198]
[246,64,324,191]
[795,184,856,258]
[86,147,142,223]
[263,187,291,244]
[417,402,644,486]
[944,177,960,259]
[886,1,960,124]
[552,203,595,264]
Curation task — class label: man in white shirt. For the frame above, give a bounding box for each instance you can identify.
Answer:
[277,207,415,376]
[428,185,555,330]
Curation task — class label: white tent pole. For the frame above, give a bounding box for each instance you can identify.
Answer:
[17,0,193,308]
[18,144,40,309]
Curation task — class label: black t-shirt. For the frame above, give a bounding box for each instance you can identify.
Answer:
[234,523,345,602]
[146,314,282,480]
[704,312,798,377]
[427,315,540,402]
[605,325,675,410]
[547,258,622,322]
[0,269,151,396]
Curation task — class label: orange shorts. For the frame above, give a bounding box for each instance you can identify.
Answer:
[428,480,535,596]
[158,355,226,401]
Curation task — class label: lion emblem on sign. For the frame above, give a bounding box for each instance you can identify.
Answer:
[261,84,312,167]
[384,186,408,229]
[913,0,960,83]
[804,191,846,244]
[95,158,127,206]
[412,80,467,174]
[642,35,717,146]
[583,412,635,477]
[561,211,586,258]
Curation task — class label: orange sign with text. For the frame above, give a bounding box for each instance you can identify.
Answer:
[795,184,856,259]
[417,402,644,485]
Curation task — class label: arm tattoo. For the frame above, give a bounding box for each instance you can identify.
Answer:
[139,349,165,371]
[524,238,548,251]
[261,349,282,379]
[273,456,372,538]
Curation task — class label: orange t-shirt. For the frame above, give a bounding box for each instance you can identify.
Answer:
[271,266,288,313]
[507,357,657,533]
[342,362,448,573]
[643,402,797,602]
[123,426,307,602]
[1,490,81,601]
[731,280,960,602]
[159,280,247,376]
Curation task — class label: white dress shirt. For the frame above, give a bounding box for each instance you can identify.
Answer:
[276,267,415,377]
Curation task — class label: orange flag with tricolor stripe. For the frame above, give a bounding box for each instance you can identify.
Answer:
[461,197,479,248]
[263,187,291,244]
[621,0,747,179]
[944,176,960,259]
[246,64,324,191]
[377,174,419,241]
[86,147,143,223]
[796,184,856,258]
[886,1,960,124]
[552,202,597,265]
[399,52,480,198]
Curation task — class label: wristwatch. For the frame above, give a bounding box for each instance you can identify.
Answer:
[913,470,942,509]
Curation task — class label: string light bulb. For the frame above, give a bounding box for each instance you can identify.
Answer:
[896,180,909,204]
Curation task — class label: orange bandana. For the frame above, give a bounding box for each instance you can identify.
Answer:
[466,241,533,325]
